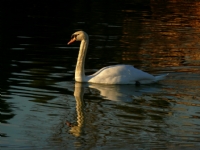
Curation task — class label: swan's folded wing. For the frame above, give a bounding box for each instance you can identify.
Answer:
[86,65,155,84]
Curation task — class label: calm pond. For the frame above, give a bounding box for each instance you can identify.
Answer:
[1,0,200,149]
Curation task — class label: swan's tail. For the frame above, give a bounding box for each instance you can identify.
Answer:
[154,73,168,82]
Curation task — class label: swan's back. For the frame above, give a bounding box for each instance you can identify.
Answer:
[86,65,155,84]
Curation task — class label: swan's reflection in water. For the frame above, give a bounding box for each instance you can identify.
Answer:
[69,82,165,137]
[89,83,163,102]
[69,82,85,137]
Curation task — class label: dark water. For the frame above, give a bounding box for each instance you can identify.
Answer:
[1,0,200,149]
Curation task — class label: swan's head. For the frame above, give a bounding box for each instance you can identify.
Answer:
[68,31,89,45]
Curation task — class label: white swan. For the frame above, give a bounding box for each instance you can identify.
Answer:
[68,31,167,84]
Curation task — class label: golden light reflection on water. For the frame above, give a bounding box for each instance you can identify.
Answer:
[120,1,200,72]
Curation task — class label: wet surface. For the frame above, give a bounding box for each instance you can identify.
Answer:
[1,0,200,149]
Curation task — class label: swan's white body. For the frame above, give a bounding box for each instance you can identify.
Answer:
[68,31,167,84]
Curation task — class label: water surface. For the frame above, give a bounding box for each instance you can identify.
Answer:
[1,0,200,149]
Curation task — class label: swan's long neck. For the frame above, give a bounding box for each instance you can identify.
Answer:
[75,39,89,82]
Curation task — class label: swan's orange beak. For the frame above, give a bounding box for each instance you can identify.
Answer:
[68,37,76,45]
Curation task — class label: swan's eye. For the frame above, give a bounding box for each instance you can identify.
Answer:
[71,34,79,39]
